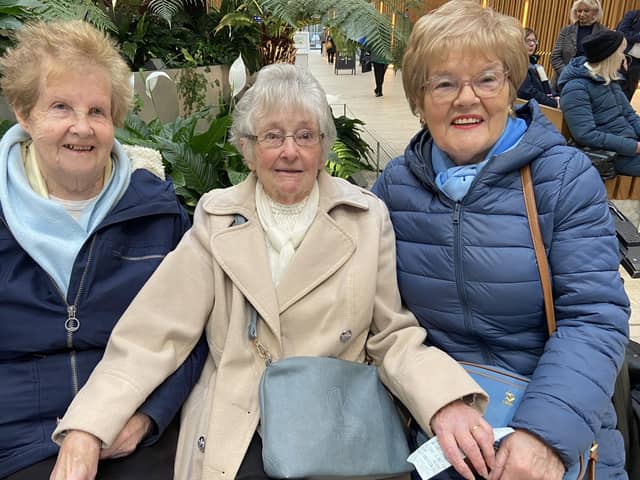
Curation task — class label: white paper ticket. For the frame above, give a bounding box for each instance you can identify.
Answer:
[407,427,514,480]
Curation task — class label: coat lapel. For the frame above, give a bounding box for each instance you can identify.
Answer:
[276,171,369,312]
[205,175,281,341]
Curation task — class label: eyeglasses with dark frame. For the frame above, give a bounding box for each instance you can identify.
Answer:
[424,69,509,104]
[244,130,325,148]
[525,39,539,45]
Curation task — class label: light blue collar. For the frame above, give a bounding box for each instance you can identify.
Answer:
[431,116,527,201]
[0,124,131,297]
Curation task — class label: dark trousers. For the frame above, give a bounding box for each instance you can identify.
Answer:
[621,59,640,100]
[327,49,335,64]
[236,433,304,480]
[4,418,179,480]
[373,62,388,95]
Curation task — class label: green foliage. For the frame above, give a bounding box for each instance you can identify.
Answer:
[260,0,400,63]
[327,116,375,179]
[0,0,115,54]
[107,5,261,72]
[116,109,248,213]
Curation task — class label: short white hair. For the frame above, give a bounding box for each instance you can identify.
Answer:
[230,63,337,163]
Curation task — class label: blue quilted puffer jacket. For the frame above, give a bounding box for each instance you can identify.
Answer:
[372,101,630,478]
[558,56,640,156]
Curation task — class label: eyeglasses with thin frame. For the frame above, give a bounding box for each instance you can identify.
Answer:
[525,38,538,45]
[244,129,325,148]
[424,69,509,104]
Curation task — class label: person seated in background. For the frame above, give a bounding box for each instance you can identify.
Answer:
[550,0,605,90]
[618,8,640,101]
[518,28,559,107]
[0,20,207,480]
[559,29,640,176]
[50,63,492,480]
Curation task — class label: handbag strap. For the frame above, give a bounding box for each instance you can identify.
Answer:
[521,166,598,479]
[233,213,273,366]
[520,164,556,336]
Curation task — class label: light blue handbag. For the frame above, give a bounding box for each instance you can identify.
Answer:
[234,214,412,479]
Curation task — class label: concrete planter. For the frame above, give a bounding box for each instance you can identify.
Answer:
[132,64,231,124]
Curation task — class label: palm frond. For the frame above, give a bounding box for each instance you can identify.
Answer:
[34,0,116,32]
[260,0,399,62]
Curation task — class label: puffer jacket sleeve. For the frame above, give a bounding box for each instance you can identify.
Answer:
[136,201,209,445]
[617,87,640,138]
[363,193,487,436]
[53,198,216,447]
[561,80,639,155]
[510,150,630,467]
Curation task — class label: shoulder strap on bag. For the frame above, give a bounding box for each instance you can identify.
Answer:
[520,165,598,480]
[520,164,556,336]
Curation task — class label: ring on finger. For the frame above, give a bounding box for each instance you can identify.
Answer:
[470,425,480,433]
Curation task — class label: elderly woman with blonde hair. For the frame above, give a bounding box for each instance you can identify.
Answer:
[49,62,496,480]
[373,1,629,479]
[0,20,207,480]
[550,0,606,88]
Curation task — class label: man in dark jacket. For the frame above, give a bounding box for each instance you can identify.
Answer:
[618,9,640,100]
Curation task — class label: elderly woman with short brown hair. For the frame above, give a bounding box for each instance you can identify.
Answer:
[0,20,207,480]
[373,1,629,479]
[50,63,496,480]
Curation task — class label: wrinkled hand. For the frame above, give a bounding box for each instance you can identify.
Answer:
[50,430,100,480]
[100,413,151,459]
[488,429,564,480]
[430,399,495,480]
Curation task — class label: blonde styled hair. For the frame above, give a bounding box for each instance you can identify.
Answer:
[586,39,626,85]
[0,20,132,127]
[569,0,602,24]
[402,0,527,116]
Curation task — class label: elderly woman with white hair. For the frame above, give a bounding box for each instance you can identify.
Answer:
[550,0,606,89]
[50,63,494,480]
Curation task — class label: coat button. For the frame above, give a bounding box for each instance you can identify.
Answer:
[197,436,206,452]
[339,329,352,342]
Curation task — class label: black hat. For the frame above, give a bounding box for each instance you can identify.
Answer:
[582,30,624,63]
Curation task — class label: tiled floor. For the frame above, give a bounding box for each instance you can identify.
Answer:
[305,49,640,342]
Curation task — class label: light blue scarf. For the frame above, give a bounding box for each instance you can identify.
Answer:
[432,116,528,201]
[0,124,131,297]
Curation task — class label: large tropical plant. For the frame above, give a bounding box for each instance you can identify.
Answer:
[0,0,115,54]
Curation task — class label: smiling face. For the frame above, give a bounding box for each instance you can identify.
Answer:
[420,52,511,166]
[16,64,114,200]
[243,109,324,204]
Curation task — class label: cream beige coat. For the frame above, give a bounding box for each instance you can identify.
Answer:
[54,171,486,480]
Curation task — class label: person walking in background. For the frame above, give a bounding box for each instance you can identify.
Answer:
[326,34,336,64]
[319,29,327,56]
[373,1,629,478]
[559,30,640,176]
[550,0,605,89]
[372,50,390,97]
[618,9,640,100]
[518,28,559,107]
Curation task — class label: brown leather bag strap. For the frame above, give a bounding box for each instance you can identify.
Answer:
[520,165,598,479]
[520,164,556,336]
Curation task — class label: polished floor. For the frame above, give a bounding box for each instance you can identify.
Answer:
[305,48,640,342]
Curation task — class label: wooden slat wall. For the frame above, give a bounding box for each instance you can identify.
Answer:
[411,0,640,75]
